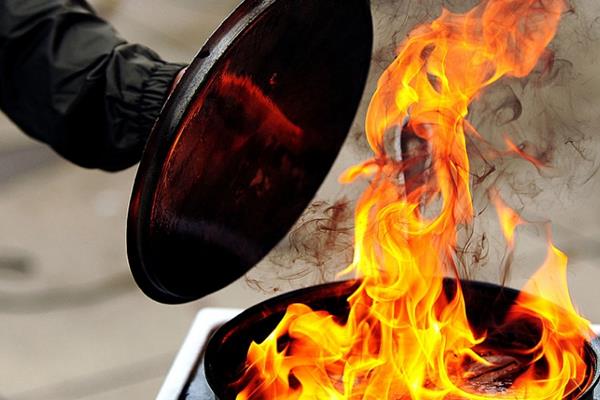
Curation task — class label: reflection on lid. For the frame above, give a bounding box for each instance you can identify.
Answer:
[217,71,303,152]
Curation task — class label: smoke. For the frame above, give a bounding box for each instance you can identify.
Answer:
[247,0,600,292]
[246,199,355,293]
[461,0,600,282]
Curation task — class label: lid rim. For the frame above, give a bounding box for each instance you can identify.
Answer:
[127,0,278,304]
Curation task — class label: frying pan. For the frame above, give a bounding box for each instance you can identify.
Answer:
[204,279,600,399]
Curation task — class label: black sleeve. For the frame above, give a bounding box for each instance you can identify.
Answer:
[0,0,186,171]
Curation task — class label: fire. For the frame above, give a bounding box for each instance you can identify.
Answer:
[235,1,593,399]
[489,188,524,250]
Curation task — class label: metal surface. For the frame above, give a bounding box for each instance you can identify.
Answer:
[204,280,600,400]
[127,0,373,303]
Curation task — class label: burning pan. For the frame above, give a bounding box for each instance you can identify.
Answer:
[205,279,600,400]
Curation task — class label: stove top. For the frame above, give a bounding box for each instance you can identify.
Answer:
[157,308,600,400]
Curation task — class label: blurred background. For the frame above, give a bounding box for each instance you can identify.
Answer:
[0,1,269,399]
[1,0,599,399]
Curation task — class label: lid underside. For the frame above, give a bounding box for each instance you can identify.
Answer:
[128,0,373,304]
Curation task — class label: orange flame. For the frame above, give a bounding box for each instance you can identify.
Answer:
[491,190,593,398]
[504,136,546,169]
[489,188,524,250]
[236,1,592,399]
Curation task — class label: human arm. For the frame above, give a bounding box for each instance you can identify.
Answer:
[0,0,186,171]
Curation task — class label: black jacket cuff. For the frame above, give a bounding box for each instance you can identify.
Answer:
[135,62,187,149]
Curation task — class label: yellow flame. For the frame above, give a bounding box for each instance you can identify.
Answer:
[489,188,524,249]
[236,1,591,399]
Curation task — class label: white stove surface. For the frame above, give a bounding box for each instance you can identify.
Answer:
[157,308,242,400]
[157,308,600,400]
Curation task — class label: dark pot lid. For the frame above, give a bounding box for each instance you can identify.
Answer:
[127,0,373,304]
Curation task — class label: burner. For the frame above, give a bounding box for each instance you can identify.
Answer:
[157,307,600,400]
